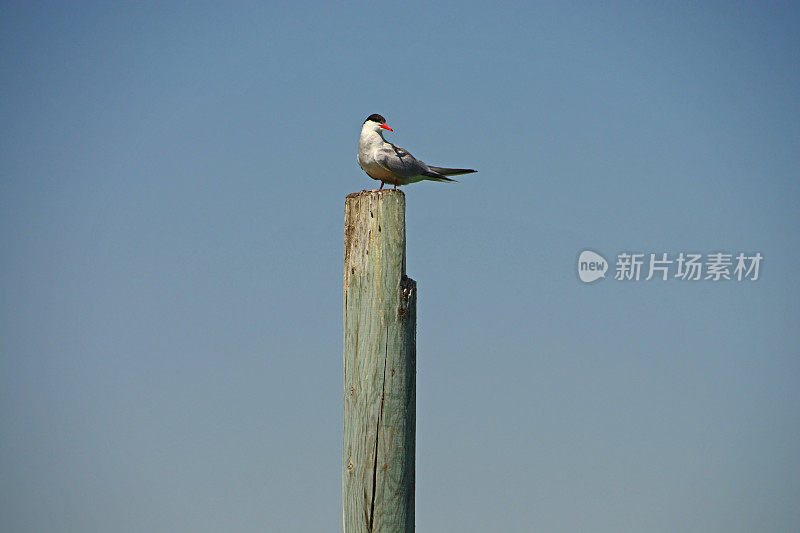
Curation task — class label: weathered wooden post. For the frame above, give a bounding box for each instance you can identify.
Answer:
[343,190,416,533]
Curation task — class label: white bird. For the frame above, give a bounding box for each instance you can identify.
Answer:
[357,114,477,189]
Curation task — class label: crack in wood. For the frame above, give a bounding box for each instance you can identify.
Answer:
[367,326,389,532]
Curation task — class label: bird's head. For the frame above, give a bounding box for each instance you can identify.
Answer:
[363,113,393,135]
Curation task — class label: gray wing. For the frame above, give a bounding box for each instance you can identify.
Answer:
[374,143,430,178]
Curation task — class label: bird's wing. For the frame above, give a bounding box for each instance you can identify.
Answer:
[374,143,429,178]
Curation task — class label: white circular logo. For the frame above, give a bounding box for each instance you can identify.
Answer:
[578,250,608,283]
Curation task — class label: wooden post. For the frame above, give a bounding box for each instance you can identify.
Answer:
[343,190,416,533]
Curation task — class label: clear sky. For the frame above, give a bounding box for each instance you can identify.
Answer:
[1,2,798,532]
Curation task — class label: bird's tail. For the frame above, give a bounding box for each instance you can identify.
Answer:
[421,166,477,183]
[421,172,458,183]
[429,166,477,176]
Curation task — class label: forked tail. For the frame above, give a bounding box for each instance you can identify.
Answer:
[422,166,477,183]
[429,166,477,176]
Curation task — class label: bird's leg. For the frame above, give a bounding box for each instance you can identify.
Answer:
[393,180,397,190]
[379,181,384,190]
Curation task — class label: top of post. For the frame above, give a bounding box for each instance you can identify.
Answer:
[345,189,405,200]
[343,189,407,291]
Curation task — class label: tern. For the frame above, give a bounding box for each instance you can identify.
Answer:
[357,114,477,189]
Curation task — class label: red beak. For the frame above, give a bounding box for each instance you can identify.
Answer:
[380,123,393,132]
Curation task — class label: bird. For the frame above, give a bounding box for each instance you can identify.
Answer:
[357,114,477,190]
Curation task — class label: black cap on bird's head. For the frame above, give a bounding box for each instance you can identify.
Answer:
[364,113,392,132]
[364,113,386,124]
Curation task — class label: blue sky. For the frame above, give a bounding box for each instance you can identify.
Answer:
[1,2,798,531]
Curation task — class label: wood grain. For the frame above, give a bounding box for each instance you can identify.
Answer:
[343,190,416,533]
